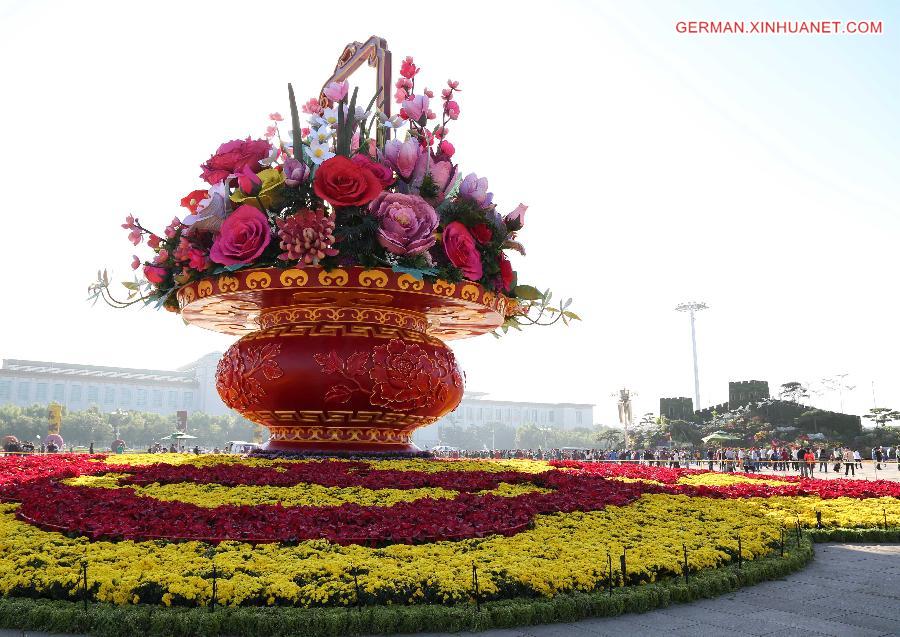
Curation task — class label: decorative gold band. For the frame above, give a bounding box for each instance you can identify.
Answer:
[259,305,428,332]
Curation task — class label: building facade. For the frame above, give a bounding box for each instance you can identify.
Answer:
[659,397,694,421]
[0,354,229,416]
[413,393,595,447]
[728,380,770,406]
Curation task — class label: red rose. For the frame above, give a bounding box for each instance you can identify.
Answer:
[200,138,272,185]
[180,189,208,213]
[471,223,492,244]
[350,153,395,188]
[313,156,383,207]
[442,221,483,280]
[209,205,272,265]
[143,265,168,284]
[498,252,514,292]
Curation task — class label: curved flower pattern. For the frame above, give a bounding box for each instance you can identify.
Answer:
[0,455,897,608]
[215,342,283,411]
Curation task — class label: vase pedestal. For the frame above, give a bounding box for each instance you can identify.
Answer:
[177,267,508,454]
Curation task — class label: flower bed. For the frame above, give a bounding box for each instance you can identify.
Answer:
[0,454,897,612]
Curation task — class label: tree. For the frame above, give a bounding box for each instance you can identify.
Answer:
[863,407,900,428]
[779,382,809,404]
[666,419,702,446]
[799,409,826,435]
[595,427,624,450]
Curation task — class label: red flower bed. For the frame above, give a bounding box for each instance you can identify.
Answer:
[3,457,899,546]
[550,460,704,483]
[0,455,109,501]
[120,459,534,491]
[16,472,649,545]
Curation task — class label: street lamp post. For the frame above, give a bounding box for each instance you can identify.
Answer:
[675,302,708,410]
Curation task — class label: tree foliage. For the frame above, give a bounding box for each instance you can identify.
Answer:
[0,405,257,449]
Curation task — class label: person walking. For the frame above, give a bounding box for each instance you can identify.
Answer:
[818,447,829,473]
[843,448,856,477]
[874,446,884,471]
[804,448,816,478]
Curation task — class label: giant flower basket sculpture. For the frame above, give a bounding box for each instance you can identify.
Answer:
[92,37,577,453]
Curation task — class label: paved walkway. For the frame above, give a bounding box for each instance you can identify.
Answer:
[1,544,898,636]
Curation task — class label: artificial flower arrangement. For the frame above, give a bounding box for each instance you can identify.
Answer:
[92,55,578,334]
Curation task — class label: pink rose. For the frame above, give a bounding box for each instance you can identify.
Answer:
[209,205,272,265]
[351,154,395,188]
[200,138,272,185]
[442,221,483,280]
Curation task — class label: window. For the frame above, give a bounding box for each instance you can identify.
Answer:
[87,386,99,403]
[35,383,48,403]
[104,387,115,404]
[182,391,193,408]
[136,389,147,408]
[17,382,30,402]
[70,385,82,402]
[152,390,163,407]
[53,384,65,401]
[576,411,584,425]
[0,381,10,402]
[168,391,178,408]
[549,411,555,423]
[495,408,501,420]
[119,388,132,406]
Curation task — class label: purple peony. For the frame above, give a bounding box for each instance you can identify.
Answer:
[368,192,438,255]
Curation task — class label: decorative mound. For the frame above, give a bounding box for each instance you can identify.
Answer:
[0,454,897,608]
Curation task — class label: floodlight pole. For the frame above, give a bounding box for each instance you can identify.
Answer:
[675,302,708,409]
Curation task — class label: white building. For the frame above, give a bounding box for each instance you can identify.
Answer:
[0,353,228,416]
[413,392,595,448]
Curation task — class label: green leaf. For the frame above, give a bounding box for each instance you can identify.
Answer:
[514,285,542,300]
[563,311,582,321]
[391,265,439,280]
[287,83,303,160]
[121,281,139,291]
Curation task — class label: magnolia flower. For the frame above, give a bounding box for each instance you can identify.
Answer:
[323,80,349,102]
[352,105,370,122]
[504,203,527,229]
[378,111,405,130]
[269,112,283,121]
[383,138,421,180]
[182,182,230,229]
[307,139,335,165]
[402,95,429,121]
[459,173,492,208]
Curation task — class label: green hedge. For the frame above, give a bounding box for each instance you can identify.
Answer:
[0,538,818,637]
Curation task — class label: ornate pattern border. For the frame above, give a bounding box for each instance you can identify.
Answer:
[177,267,508,340]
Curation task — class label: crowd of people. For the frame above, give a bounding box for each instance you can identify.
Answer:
[431,445,900,477]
